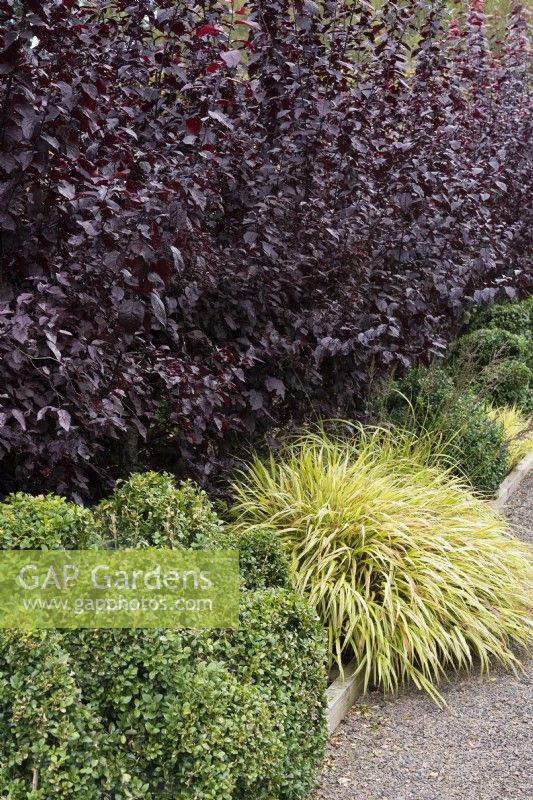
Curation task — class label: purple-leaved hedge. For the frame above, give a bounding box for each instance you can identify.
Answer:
[0,0,531,499]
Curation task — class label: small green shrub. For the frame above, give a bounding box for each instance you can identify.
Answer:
[94,471,224,548]
[0,493,94,550]
[185,590,327,800]
[522,296,533,314]
[378,366,456,426]
[2,591,326,800]
[0,629,282,800]
[61,628,286,800]
[437,398,509,493]
[96,471,290,589]
[378,368,509,493]
[448,327,530,374]
[0,631,100,800]
[469,300,532,338]
[231,427,533,701]
[473,359,533,408]
[200,526,291,591]
[172,661,282,800]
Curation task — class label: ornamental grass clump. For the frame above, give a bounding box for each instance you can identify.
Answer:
[231,427,533,702]
[487,406,533,470]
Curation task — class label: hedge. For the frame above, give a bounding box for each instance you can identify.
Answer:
[93,471,225,550]
[0,492,93,550]
[0,479,326,799]
[473,359,533,409]
[448,328,531,375]
[377,298,533,490]
[0,1,531,500]
[457,297,533,409]
[469,299,533,339]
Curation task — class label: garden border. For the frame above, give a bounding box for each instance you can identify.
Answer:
[326,450,533,735]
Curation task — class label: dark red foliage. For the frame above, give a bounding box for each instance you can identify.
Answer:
[0,0,531,499]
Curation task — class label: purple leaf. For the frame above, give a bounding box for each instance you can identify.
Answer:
[248,391,263,410]
[208,109,234,130]
[58,409,71,432]
[150,292,167,325]
[220,50,241,68]
[265,377,286,398]
[11,410,26,431]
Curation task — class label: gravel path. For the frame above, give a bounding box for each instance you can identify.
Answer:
[314,471,533,800]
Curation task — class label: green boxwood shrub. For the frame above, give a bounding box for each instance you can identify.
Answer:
[523,296,533,314]
[61,629,286,800]
[200,526,291,591]
[438,399,509,494]
[94,471,224,549]
[61,590,326,800]
[378,368,509,494]
[378,366,456,426]
[455,300,533,408]
[0,628,282,800]
[1,596,326,800]
[0,493,94,550]
[448,327,531,374]
[0,631,100,800]
[188,591,327,800]
[0,479,326,799]
[469,299,532,338]
[473,359,533,408]
[96,470,290,590]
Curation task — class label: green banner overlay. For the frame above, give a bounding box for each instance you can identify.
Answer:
[0,550,239,629]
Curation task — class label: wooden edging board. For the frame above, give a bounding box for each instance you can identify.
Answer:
[326,450,533,735]
[326,659,364,734]
[493,451,533,510]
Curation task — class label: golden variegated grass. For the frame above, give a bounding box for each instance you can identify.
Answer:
[487,405,533,471]
[231,426,533,703]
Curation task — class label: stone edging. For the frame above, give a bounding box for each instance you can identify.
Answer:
[326,450,533,735]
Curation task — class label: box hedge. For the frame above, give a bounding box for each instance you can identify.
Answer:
[439,399,509,494]
[0,492,93,550]
[448,328,531,375]
[378,367,456,426]
[0,478,326,799]
[185,591,327,800]
[93,471,292,591]
[469,299,532,339]
[455,298,533,411]
[205,526,292,592]
[93,471,225,550]
[472,359,533,410]
[0,630,99,800]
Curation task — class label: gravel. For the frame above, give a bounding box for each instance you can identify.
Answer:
[314,470,533,800]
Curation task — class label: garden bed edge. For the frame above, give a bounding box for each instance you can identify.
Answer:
[493,451,533,510]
